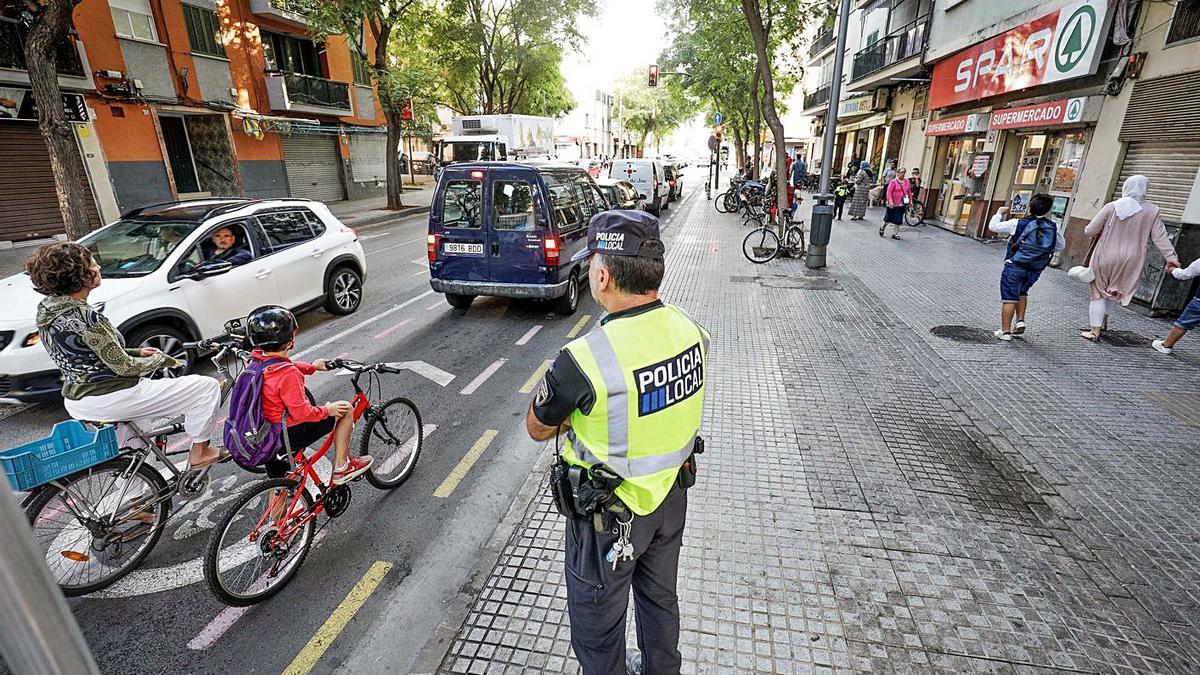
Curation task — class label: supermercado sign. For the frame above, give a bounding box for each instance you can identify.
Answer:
[926,113,989,136]
[990,98,1087,129]
[929,0,1110,109]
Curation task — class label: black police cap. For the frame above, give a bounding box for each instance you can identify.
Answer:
[583,209,665,260]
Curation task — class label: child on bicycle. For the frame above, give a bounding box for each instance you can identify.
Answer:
[245,305,373,484]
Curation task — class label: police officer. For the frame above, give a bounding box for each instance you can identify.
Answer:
[526,210,709,675]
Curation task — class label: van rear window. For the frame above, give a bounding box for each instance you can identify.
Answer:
[492,181,535,231]
[441,180,482,229]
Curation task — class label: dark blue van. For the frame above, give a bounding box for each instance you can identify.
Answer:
[427,162,603,314]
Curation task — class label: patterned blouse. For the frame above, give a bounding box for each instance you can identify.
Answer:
[36,295,175,400]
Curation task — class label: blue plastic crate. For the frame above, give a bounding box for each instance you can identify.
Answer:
[1,421,119,492]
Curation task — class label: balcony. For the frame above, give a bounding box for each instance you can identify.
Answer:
[265,71,352,116]
[809,27,834,59]
[850,15,929,83]
[250,0,308,28]
[804,84,831,112]
[0,18,85,78]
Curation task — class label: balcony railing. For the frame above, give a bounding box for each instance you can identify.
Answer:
[266,70,352,115]
[0,18,85,77]
[804,83,831,111]
[809,27,834,58]
[851,14,929,82]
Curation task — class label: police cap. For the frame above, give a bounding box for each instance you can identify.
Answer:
[582,209,665,260]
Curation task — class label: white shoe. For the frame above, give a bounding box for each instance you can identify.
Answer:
[993,330,1013,342]
[1152,339,1173,355]
[1013,320,1026,336]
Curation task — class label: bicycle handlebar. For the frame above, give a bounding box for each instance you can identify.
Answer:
[326,359,401,375]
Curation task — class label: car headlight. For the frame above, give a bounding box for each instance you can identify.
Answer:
[22,331,40,347]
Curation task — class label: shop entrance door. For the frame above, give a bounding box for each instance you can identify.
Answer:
[936,137,988,234]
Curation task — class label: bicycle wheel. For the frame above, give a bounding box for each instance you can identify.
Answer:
[714,192,729,213]
[742,227,780,264]
[723,190,738,212]
[784,225,806,257]
[204,478,315,606]
[359,397,423,490]
[24,457,169,596]
[905,200,925,226]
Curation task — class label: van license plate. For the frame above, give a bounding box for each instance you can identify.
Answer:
[444,242,484,255]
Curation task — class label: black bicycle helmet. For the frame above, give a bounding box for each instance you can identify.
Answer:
[246,305,297,348]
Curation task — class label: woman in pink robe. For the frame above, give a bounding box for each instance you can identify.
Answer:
[1081,175,1180,341]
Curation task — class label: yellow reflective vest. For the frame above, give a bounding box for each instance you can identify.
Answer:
[562,303,709,515]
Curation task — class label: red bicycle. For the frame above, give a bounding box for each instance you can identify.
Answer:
[203,358,422,606]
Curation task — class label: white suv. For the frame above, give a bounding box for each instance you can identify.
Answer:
[0,198,367,402]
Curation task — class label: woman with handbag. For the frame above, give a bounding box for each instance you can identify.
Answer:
[881,167,912,240]
[1078,175,1180,341]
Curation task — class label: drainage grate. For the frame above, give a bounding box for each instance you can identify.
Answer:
[1099,330,1151,348]
[929,325,998,344]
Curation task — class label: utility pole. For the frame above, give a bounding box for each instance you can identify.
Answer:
[806,0,852,270]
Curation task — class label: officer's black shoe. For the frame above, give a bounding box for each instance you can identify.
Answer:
[626,650,643,675]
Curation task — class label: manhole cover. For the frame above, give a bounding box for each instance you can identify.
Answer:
[930,325,997,344]
[1099,330,1151,348]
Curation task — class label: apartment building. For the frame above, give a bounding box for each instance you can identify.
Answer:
[0,0,386,245]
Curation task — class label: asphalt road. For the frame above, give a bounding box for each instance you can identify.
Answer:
[0,181,700,675]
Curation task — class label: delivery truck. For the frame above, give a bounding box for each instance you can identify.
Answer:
[436,114,556,166]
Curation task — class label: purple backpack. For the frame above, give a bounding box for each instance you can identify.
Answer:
[223,357,286,470]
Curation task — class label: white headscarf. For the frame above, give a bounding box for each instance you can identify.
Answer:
[1113,175,1147,220]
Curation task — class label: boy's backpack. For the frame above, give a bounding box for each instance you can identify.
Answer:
[1008,216,1057,270]
[223,357,287,470]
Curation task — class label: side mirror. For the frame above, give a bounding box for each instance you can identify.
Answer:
[184,259,234,280]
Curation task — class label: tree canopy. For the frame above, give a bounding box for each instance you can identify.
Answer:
[612,68,692,153]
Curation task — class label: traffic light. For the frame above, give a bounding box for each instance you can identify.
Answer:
[400,98,414,121]
[648,64,659,87]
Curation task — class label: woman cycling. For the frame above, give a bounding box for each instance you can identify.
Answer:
[28,242,225,469]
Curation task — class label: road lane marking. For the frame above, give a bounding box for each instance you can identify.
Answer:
[459,359,506,395]
[433,430,499,498]
[358,232,392,241]
[425,300,442,311]
[383,361,455,386]
[515,324,543,345]
[366,241,415,256]
[293,291,433,361]
[566,314,592,339]
[373,319,411,340]
[519,359,552,394]
[281,560,394,675]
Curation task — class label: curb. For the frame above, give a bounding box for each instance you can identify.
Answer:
[344,205,432,232]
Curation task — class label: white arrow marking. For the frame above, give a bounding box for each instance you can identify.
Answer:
[459,360,505,395]
[385,361,455,387]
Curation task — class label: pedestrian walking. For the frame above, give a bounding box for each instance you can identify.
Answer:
[987,195,1064,341]
[908,167,922,202]
[848,161,872,220]
[1152,257,1200,354]
[833,179,849,221]
[527,210,709,675]
[880,167,912,239]
[1080,175,1180,342]
[790,153,807,189]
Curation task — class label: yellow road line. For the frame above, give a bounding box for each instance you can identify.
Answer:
[566,313,593,339]
[433,429,499,499]
[281,561,393,675]
[519,359,553,394]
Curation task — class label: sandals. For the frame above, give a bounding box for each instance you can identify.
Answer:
[1079,330,1101,343]
[1012,320,1026,336]
[891,235,901,240]
[878,226,885,237]
[188,448,230,471]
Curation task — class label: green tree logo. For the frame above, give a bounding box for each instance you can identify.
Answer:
[1055,5,1097,73]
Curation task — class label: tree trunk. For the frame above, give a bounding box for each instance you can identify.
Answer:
[383,108,405,210]
[25,0,94,241]
[741,0,789,234]
[751,72,761,180]
[732,126,745,171]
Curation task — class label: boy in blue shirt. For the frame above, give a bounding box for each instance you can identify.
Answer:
[988,194,1064,341]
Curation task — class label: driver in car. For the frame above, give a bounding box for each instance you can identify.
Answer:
[206,226,252,266]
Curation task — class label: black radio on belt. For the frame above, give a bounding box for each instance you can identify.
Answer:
[676,435,705,490]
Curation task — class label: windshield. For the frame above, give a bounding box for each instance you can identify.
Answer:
[442,142,495,164]
[79,220,197,278]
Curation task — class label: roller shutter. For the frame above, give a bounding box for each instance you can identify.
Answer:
[1113,141,1200,223]
[0,122,100,242]
[1119,72,1200,143]
[348,133,387,184]
[281,134,344,203]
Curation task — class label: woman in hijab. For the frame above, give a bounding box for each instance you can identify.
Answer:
[847,160,873,220]
[1080,175,1180,341]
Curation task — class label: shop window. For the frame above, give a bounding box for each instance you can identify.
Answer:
[1166,0,1200,46]
[182,4,226,58]
[110,0,157,42]
[1015,135,1046,186]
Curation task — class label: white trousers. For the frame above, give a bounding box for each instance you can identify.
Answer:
[1089,299,1114,328]
[64,375,222,445]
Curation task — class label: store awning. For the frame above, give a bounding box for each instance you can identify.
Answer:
[836,113,887,134]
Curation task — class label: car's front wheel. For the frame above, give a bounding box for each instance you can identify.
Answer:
[126,324,191,378]
[325,266,363,315]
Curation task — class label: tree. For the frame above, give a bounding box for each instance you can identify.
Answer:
[432,0,592,116]
[612,70,692,156]
[18,0,94,240]
[304,0,419,210]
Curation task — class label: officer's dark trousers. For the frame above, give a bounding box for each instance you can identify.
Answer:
[564,485,688,675]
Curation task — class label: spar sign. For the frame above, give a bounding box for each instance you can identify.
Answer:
[929,0,1110,109]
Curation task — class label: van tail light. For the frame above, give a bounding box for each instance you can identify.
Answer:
[427,233,440,263]
[544,235,560,266]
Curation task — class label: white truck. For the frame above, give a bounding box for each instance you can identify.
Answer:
[437,114,556,166]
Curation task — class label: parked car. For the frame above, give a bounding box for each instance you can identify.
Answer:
[608,159,669,216]
[0,199,366,402]
[595,178,644,210]
[664,164,683,202]
[427,162,600,314]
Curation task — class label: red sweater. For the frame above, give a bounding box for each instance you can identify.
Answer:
[252,350,328,426]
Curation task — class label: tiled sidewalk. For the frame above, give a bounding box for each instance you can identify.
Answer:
[436,199,1200,674]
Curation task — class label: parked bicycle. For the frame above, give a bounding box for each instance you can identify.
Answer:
[742,209,806,264]
[905,199,927,226]
[203,358,422,606]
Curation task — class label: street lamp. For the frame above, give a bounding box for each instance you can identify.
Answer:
[806,0,852,270]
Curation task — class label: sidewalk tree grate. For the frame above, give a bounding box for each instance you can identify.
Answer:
[1098,330,1151,348]
[929,325,998,344]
